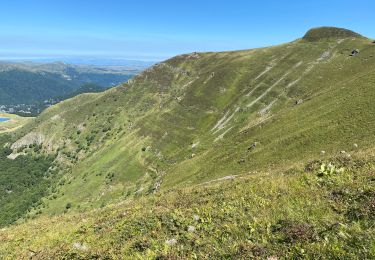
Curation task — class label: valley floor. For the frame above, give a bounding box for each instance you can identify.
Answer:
[1,154,374,259]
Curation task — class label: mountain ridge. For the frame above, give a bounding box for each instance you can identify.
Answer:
[1,27,375,258]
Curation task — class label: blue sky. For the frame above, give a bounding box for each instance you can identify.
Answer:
[0,0,374,61]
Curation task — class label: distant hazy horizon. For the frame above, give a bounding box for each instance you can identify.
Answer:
[0,55,158,66]
[1,0,374,61]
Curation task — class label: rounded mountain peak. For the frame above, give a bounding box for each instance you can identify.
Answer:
[303,27,363,41]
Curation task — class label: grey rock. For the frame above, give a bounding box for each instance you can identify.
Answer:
[73,242,88,251]
[187,226,196,232]
[350,49,359,56]
[165,238,177,246]
[248,141,259,151]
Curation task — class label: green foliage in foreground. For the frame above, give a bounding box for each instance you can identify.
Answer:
[0,135,55,227]
[0,155,374,259]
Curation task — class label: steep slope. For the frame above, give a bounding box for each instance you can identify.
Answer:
[1,156,375,258]
[6,28,375,217]
[1,26,375,258]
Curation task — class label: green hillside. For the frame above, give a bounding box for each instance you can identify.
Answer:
[1,156,374,258]
[1,27,375,258]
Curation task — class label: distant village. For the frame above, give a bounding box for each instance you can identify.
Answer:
[0,99,60,116]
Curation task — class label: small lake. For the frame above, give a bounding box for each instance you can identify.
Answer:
[0,117,10,123]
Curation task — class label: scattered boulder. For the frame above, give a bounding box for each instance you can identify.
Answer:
[295,99,303,105]
[73,242,88,251]
[353,143,358,148]
[340,150,351,158]
[203,72,215,84]
[187,226,196,232]
[28,250,37,258]
[248,142,259,151]
[349,49,359,56]
[165,238,177,246]
[219,87,227,93]
[238,158,246,164]
[7,153,20,160]
[191,141,199,149]
[153,180,162,193]
[321,150,326,155]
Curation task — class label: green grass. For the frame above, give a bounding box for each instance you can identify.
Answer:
[0,113,32,133]
[0,155,374,258]
[7,34,375,214]
[302,26,364,42]
[0,27,375,258]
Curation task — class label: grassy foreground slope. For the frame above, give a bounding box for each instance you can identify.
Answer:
[0,155,374,258]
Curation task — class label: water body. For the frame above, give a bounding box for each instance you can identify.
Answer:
[0,117,10,122]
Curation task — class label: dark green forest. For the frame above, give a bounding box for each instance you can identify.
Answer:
[0,69,133,105]
[0,135,55,226]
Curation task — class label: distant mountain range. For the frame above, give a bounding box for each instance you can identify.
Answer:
[0,60,151,107]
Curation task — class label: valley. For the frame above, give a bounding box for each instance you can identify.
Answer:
[0,27,375,258]
[0,61,151,115]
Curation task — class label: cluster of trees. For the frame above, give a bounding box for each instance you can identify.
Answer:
[0,69,77,105]
[0,68,133,106]
[0,135,55,226]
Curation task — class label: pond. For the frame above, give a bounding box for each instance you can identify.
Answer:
[0,117,10,123]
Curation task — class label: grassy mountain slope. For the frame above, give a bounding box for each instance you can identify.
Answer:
[1,156,374,258]
[1,27,375,257]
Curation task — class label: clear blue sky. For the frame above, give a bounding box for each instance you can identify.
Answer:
[0,0,374,61]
